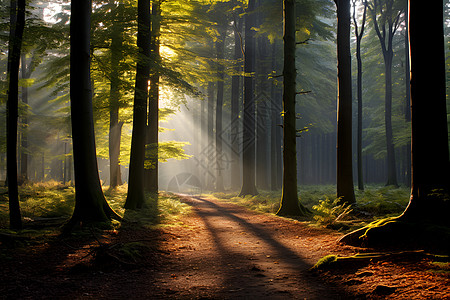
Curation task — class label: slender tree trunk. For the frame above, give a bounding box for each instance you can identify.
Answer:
[353,0,367,191]
[66,0,120,230]
[403,7,411,187]
[206,81,215,190]
[384,52,398,187]
[335,0,356,205]
[369,0,400,187]
[270,42,280,191]
[230,16,242,191]
[125,0,151,209]
[109,2,124,189]
[277,0,307,216]
[256,36,269,191]
[200,93,207,188]
[6,0,25,229]
[146,0,161,195]
[215,27,226,192]
[239,0,258,196]
[19,54,29,184]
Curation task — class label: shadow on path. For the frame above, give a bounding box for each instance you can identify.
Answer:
[175,195,351,299]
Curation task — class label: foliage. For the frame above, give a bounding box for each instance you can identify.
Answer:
[211,185,411,230]
[0,184,190,230]
[310,254,338,270]
[312,197,352,225]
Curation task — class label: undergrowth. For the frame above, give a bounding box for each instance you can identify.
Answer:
[0,182,190,232]
[210,185,410,230]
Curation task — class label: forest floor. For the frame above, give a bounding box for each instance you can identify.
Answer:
[1,194,449,299]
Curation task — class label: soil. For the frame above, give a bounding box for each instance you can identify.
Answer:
[1,194,449,299]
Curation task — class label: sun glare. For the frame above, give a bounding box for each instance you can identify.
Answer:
[160,45,176,60]
[43,3,63,24]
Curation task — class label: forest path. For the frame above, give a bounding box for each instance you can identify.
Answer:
[3,194,448,299]
[143,194,355,299]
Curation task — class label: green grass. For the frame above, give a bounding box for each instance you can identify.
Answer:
[210,185,411,230]
[0,182,191,232]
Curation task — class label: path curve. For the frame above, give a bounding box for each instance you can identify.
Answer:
[150,194,355,299]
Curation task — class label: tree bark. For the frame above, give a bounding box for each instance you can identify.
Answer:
[353,0,367,191]
[67,0,120,229]
[402,0,450,224]
[335,0,356,204]
[256,36,270,191]
[206,81,215,191]
[230,16,242,191]
[339,0,450,248]
[369,0,400,187]
[125,0,151,209]
[276,0,308,216]
[145,0,161,195]
[215,26,226,192]
[239,0,258,197]
[6,0,25,229]
[109,2,124,189]
[19,54,30,184]
[270,42,281,191]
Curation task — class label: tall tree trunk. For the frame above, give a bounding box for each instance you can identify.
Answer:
[230,16,242,191]
[353,0,367,191]
[256,36,270,191]
[270,42,280,191]
[109,2,124,189]
[125,0,151,209]
[340,0,450,247]
[369,0,401,187]
[6,0,25,229]
[384,52,398,186]
[215,27,226,192]
[145,0,161,195]
[66,0,120,230]
[402,0,449,223]
[239,0,258,196]
[276,0,308,216]
[335,0,356,205]
[206,81,215,190]
[19,53,29,184]
[403,6,411,187]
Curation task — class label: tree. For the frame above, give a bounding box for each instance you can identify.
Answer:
[340,0,449,248]
[352,0,367,191]
[335,0,356,204]
[230,12,243,191]
[145,0,161,195]
[213,3,229,193]
[239,0,258,196]
[403,0,449,223]
[125,0,151,209]
[368,0,404,187]
[276,0,308,216]
[108,2,125,189]
[6,0,25,229]
[66,0,120,230]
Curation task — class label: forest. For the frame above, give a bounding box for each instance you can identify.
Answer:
[0,0,449,299]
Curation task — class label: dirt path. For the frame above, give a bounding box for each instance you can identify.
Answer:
[2,194,449,299]
[137,195,356,299]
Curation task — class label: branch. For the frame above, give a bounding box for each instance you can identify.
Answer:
[296,90,312,95]
[233,14,245,58]
[296,38,311,45]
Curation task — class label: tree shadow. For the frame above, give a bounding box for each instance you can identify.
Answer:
[179,196,354,299]
[0,194,165,299]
